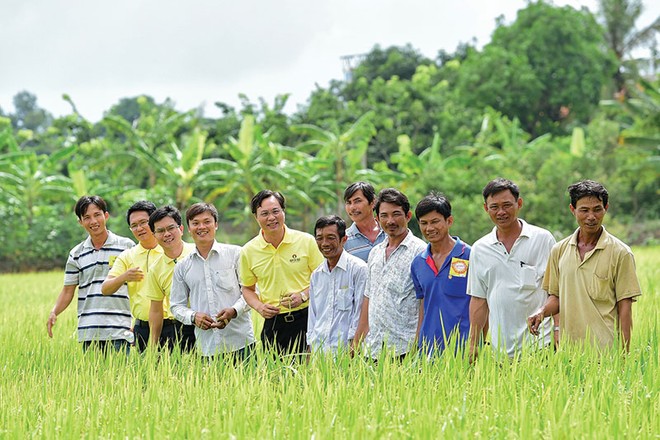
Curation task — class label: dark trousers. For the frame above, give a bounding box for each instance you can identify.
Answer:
[82,339,130,355]
[134,319,196,353]
[261,307,308,355]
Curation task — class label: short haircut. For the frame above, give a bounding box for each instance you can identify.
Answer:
[482,178,520,202]
[74,195,108,219]
[415,192,452,220]
[148,205,182,232]
[126,200,157,225]
[186,202,218,224]
[568,180,609,208]
[250,190,286,215]
[344,181,377,204]
[375,188,410,215]
[314,215,347,239]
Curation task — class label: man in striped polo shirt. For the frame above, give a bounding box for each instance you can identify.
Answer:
[47,195,135,352]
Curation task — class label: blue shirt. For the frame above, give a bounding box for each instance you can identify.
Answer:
[344,222,386,262]
[411,237,471,355]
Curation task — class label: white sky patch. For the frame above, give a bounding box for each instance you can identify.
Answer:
[1,0,657,121]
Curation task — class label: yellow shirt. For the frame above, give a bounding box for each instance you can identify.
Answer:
[543,227,641,349]
[145,242,195,320]
[239,226,324,313]
[108,243,163,320]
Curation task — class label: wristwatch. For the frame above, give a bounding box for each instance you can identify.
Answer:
[300,291,308,302]
[191,311,197,326]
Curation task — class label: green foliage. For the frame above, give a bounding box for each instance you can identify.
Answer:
[458,1,617,136]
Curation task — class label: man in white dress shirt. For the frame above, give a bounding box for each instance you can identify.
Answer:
[307,215,367,354]
[170,203,255,359]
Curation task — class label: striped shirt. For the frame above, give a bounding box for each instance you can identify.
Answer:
[64,231,135,342]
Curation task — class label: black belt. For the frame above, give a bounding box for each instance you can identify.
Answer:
[134,318,177,328]
[270,307,308,324]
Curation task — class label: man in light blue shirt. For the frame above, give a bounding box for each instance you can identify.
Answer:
[343,182,386,262]
[170,203,254,358]
[307,215,367,354]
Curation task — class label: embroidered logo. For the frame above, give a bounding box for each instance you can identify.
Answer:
[449,258,468,278]
[289,254,301,263]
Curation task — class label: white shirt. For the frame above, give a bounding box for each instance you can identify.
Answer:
[171,241,254,356]
[307,250,367,353]
[467,219,555,357]
[364,230,427,357]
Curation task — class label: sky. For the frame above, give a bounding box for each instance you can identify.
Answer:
[1,0,657,122]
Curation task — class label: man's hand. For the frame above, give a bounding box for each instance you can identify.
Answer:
[258,303,280,319]
[279,292,305,309]
[215,308,238,329]
[122,267,144,282]
[194,312,216,330]
[527,308,545,336]
[46,311,57,338]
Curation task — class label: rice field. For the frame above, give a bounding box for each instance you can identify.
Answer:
[0,247,657,439]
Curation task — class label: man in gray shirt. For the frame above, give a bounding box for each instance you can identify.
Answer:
[170,203,254,359]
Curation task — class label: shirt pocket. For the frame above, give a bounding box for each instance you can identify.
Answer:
[214,268,239,293]
[337,287,353,311]
[588,272,612,302]
[520,264,538,290]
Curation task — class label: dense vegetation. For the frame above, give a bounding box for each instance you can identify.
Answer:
[0,0,658,271]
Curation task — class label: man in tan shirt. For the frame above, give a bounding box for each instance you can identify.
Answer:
[528,180,641,352]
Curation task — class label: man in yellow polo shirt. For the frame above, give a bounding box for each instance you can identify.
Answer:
[528,180,642,352]
[145,205,196,351]
[240,190,324,355]
[102,200,163,352]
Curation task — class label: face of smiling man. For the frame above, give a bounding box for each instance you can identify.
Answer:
[255,196,286,234]
[188,211,217,247]
[315,224,346,265]
[345,189,375,224]
[153,216,184,253]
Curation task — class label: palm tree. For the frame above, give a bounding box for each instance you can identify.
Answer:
[598,0,660,93]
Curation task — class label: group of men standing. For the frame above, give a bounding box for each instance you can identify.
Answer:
[46,177,642,360]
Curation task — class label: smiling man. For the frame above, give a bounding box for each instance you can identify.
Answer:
[307,215,367,354]
[528,180,641,352]
[170,203,255,359]
[102,200,163,352]
[239,190,324,355]
[46,195,135,352]
[353,188,426,360]
[467,178,556,361]
[343,182,386,262]
[144,205,196,351]
[410,193,472,356]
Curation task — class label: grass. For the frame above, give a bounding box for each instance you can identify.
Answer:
[0,246,657,438]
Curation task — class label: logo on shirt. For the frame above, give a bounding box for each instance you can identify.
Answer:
[289,254,301,263]
[449,258,468,278]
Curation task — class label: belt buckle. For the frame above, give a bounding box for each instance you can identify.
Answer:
[284,313,294,323]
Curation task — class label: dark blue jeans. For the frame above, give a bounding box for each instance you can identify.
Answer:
[82,339,130,355]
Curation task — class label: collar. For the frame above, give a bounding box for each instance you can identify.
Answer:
[569,226,610,250]
[257,225,292,249]
[485,219,530,246]
[136,242,161,255]
[421,237,467,259]
[347,222,383,239]
[81,230,115,251]
[321,250,349,273]
[162,242,193,264]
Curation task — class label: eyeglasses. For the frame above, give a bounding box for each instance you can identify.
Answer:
[258,208,283,219]
[129,220,149,231]
[154,224,179,235]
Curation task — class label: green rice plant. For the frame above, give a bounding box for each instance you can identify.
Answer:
[0,247,657,438]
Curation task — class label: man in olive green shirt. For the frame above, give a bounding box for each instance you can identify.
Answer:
[528,180,641,352]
